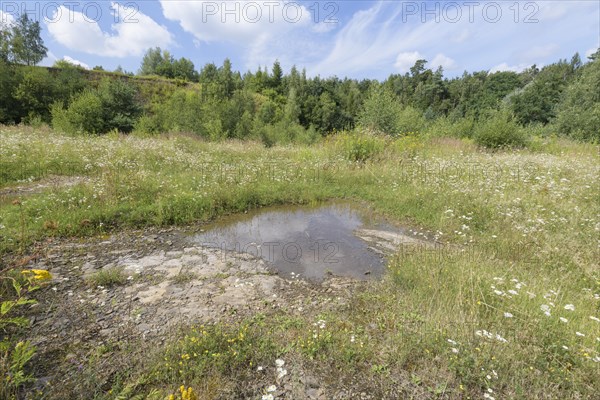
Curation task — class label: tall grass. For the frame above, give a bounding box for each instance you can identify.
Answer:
[1,125,598,399]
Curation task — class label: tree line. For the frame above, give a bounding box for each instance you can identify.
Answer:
[0,14,598,144]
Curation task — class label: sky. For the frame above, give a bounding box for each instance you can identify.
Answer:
[1,1,599,79]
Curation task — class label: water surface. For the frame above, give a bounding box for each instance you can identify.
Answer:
[190,203,396,281]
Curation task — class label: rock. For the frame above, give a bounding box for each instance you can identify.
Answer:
[305,376,320,389]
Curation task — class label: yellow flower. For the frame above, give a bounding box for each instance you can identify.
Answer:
[22,269,52,281]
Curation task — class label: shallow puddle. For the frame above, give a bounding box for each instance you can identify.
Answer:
[190,203,423,281]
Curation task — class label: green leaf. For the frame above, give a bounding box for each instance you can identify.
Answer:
[11,279,22,297]
[1,300,16,315]
[15,298,36,306]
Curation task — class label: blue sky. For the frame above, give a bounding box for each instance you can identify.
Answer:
[1,1,598,79]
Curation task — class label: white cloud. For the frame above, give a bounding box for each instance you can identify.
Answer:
[160,0,312,44]
[47,2,173,58]
[160,0,322,72]
[430,53,457,71]
[519,44,559,61]
[0,10,15,27]
[62,56,90,69]
[490,62,529,73]
[586,47,599,59]
[452,29,470,44]
[394,51,423,73]
[537,3,568,20]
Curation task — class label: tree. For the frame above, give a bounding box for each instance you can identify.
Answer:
[52,78,141,134]
[10,14,47,65]
[510,60,574,124]
[53,59,84,69]
[555,58,600,141]
[570,52,582,71]
[0,60,23,123]
[13,67,55,121]
[0,19,12,62]
[271,60,283,92]
[172,57,198,81]
[358,85,404,136]
[139,47,165,76]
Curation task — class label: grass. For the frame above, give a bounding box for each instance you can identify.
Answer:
[85,267,127,287]
[0,125,599,399]
[172,268,199,285]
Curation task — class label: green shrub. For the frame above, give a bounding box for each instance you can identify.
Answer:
[357,87,403,136]
[335,130,385,162]
[426,116,475,138]
[554,60,600,142]
[474,110,528,149]
[51,91,104,134]
[358,87,426,137]
[395,106,427,135]
[13,67,55,122]
[51,78,141,135]
[85,267,127,287]
[98,79,142,133]
[257,121,318,147]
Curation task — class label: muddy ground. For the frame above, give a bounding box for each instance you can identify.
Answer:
[10,203,433,399]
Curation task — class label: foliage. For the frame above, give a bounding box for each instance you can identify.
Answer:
[5,13,47,65]
[0,60,23,123]
[139,47,198,82]
[1,126,597,398]
[1,268,52,399]
[86,267,127,287]
[509,60,576,125]
[555,58,600,142]
[334,130,386,162]
[357,86,403,136]
[13,66,55,122]
[474,109,528,149]
[0,19,597,145]
[52,78,142,134]
[51,90,105,134]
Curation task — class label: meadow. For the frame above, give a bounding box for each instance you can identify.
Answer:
[1,125,599,399]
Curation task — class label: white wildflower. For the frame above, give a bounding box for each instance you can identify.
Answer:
[495,334,508,343]
[447,339,457,345]
[262,395,274,400]
[589,316,600,322]
[576,332,585,337]
[452,348,459,354]
[564,304,575,311]
[559,317,568,323]
[266,385,277,393]
[540,304,551,316]
[276,368,287,379]
[275,359,285,367]
[504,312,513,318]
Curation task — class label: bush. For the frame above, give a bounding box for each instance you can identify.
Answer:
[13,66,55,122]
[357,87,403,136]
[257,121,318,147]
[473,110,528,149]
[51,79,141,135]
[358,87,426,137]
[554,59,600,142]
[395,106,427,135]
[425,116,475,138]
[51,91,104,134]
[335,130,385,162]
